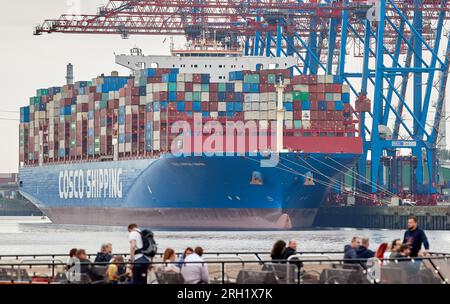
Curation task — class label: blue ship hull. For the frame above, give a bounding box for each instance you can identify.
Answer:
[19,153,357,229]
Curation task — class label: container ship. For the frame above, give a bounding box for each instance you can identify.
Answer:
[18,44,362,229]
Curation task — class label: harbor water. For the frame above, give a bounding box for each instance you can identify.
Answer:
[1,217,450,255]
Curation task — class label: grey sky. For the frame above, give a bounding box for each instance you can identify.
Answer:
[0,1,448,173]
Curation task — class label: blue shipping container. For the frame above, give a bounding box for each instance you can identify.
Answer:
[301,101,311,110]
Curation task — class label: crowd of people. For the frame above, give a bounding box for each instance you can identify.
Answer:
[66,223,210,284]
[65,215,430,284]
[342,215,429,263]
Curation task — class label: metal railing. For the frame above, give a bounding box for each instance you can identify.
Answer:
[0,254,448,284]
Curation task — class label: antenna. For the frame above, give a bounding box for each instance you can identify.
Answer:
[66,63,74,85]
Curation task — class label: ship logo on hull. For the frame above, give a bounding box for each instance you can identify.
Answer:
[58,169,123,199]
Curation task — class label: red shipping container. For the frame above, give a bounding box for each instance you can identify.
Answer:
[185,82,193,91]
[326,111,335,120]
[310,110,319,120]
[294,111,302,120]
[210,83,218,92]
[210,102,218,111]
[324,84,334,92]
[309,93,318,102]
[317,93,325,101]
[334,111,344,121]
[108,99,119,109]
[332,84,342,93]
[259,85,268,93]
[159,92,168,101]
[201,103,209,111]
[327,101,335,110]
[147,77,162,83]
[209,92,218,102]
[316,84,325,92]
[89,86,97,93]
[193,74,202,83]
[310,101,319,111]
[309,85,318,93]
[176,92,185,101]
[185,102,193,111]
[293,101,302,111]
[119,88,126,98]
[317,111,327,120]
[344,103,352,112]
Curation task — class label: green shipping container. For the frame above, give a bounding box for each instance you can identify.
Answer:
[185,92,193,102]
[201,84,209,92]
[293,92,309,101]
[294,120,302,129]
[244,74,260,84]
[168,82,177,92]
[99,100,108,109]
[70,140,76,148]
[193,92,201,102]
[36,89,49,97]
[218,83,227,92]
[268,74,276,84]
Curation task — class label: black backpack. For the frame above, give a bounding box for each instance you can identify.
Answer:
[135,229,157,258]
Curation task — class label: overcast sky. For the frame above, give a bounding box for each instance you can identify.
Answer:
[0,1,448,173]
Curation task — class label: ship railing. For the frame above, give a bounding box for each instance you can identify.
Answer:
[0,255,449,284]
[0,251,343,261]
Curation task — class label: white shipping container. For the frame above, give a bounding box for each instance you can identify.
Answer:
[153,140,161,151]
[260,93,269,102]
[284,93,293,102]
[176,74,185,82]
[101,128,107,136]
[342,85,350,93]
[285,120,293,129]
[218,102,227,111]
[153,111,160,121]
[268,93,277,102]
[146,94,154,103]
[119,97,126,106]
[333,93,342,101]
[140,96,146,105]
[147,84,154,93]
[177,82,185,92]
[201,92,209,102]
[244,94,252,103]
[285,112,293,120]
[260,111,268,120]
[293,85,309,92]
[259,120,269,129]
[184,74,193,82]
[302,121,311,129]
[268,102,277,110]
[210,112,218,119]
[125,143,132,152]
[235,81,243,92]
[251,103,260,111]
[159,83,168,92]
[119,125,125,133]
[260,102,268,111]
[251,94,260,102]
[244,112,251,120]
[49,150,54,159]
[119,143,125,153]
[326,75,334,84]
[193,84,202,92]
[89,120,94,129]
[244,103,252,111]
[302,110,311,120]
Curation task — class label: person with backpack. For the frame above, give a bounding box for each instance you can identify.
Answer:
[128,223,157,284]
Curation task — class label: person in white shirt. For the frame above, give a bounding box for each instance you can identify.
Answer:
[128,223,150,284]
[181,247,209,284]
[158,248,180,273]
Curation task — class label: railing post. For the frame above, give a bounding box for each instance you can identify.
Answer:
[51,255,55,280]
[221,262,225,284]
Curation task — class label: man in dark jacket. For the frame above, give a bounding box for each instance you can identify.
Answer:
[94,243,113,263]
[343,236,361,261]
[403,216,429,257]
[355,238,375,260]
[282,240,303,268]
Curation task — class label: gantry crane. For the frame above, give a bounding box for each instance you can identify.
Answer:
[34,0,450,205]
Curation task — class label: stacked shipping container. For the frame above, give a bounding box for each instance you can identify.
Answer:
[19,68,358,165]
